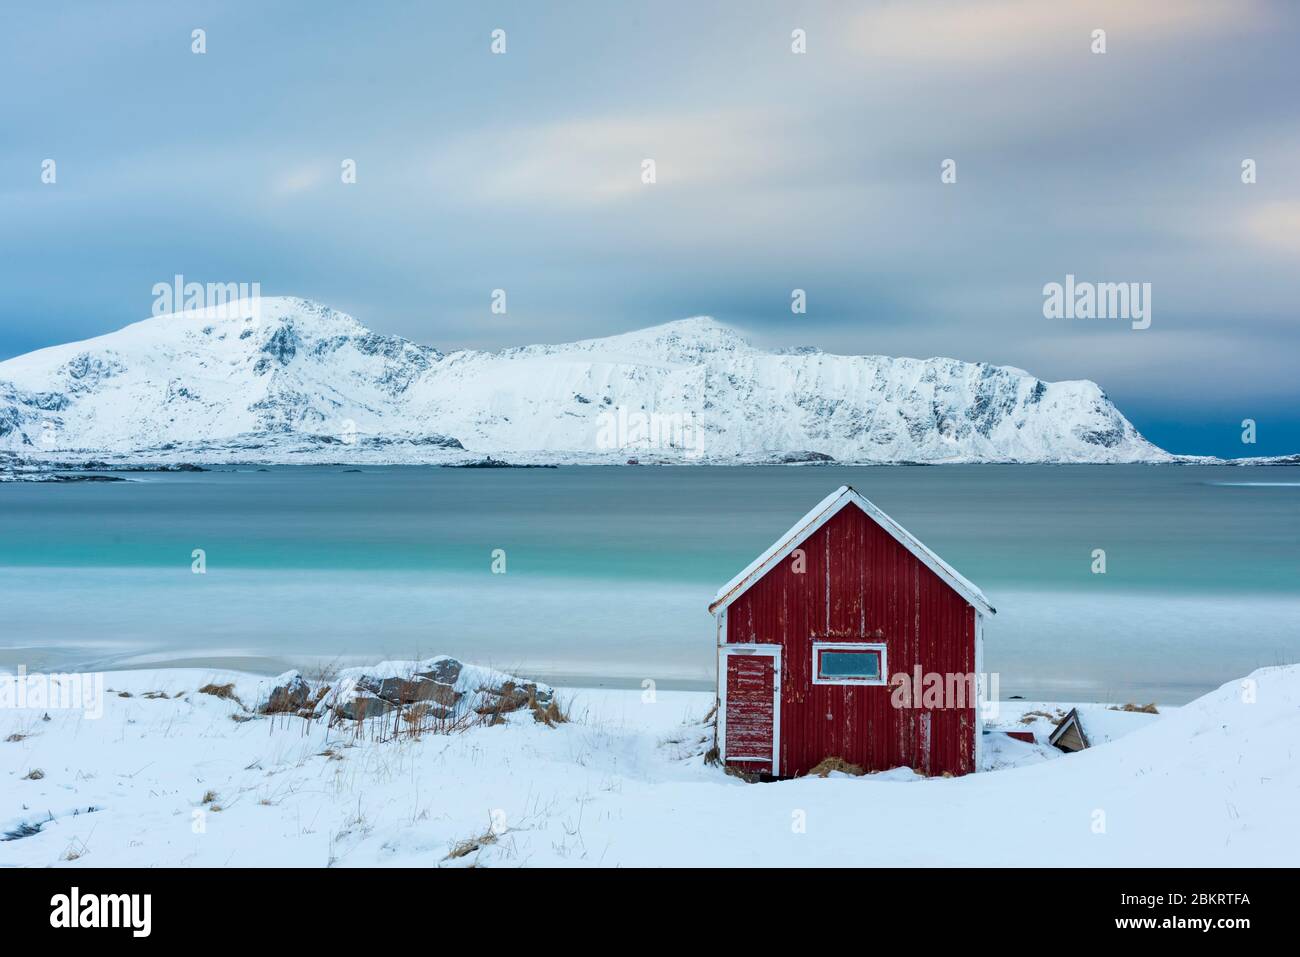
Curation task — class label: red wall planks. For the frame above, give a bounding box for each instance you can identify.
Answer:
[725,504,976,777]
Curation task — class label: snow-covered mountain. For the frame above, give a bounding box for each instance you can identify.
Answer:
[0,297,1172,464]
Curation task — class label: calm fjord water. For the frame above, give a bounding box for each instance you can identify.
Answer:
[2,465,1297,703]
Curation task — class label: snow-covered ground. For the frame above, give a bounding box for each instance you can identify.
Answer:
[3,664,1296,867]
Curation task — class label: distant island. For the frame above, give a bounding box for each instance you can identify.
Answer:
[0,297,1293,468]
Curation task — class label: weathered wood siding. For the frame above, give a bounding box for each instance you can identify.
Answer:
[723,655,776,760]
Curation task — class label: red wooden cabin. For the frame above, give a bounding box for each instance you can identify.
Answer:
[710,485,995,778]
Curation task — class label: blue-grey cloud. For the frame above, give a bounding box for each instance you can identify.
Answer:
[1,0,1297,456]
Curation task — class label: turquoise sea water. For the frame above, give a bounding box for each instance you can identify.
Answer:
[2,465,1297,703]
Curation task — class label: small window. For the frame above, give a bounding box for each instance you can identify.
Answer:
[812,642,886,686]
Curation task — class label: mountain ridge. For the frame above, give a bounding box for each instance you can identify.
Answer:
[0,296,1178,465]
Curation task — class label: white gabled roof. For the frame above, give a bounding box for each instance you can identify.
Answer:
[1048,708,1090,749]
[708,485,995,617]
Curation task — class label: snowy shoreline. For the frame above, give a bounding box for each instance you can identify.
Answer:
[5,452,1300,475]
[4,450,1298,485]
[3,660,1296,867]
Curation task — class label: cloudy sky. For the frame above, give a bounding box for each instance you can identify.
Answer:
[2,0,1297,455]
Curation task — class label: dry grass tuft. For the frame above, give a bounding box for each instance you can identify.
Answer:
[23,768,45,780]
[807,756,865,778]
[200,789,218,805]
[1019,709,1057,724]
[402,703,431,726]
[5,732,29,743]
[199,681,248,711]
[1110,702,1159,714]
[445,828,499,860]
[702,744,721,766]
[531,695,569,727]
[474,681,527,723]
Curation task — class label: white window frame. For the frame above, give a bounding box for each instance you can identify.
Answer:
[811,641,887,686]
[717,643,781,774]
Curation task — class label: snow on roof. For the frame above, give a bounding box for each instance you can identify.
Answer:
[708,485,995,616]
